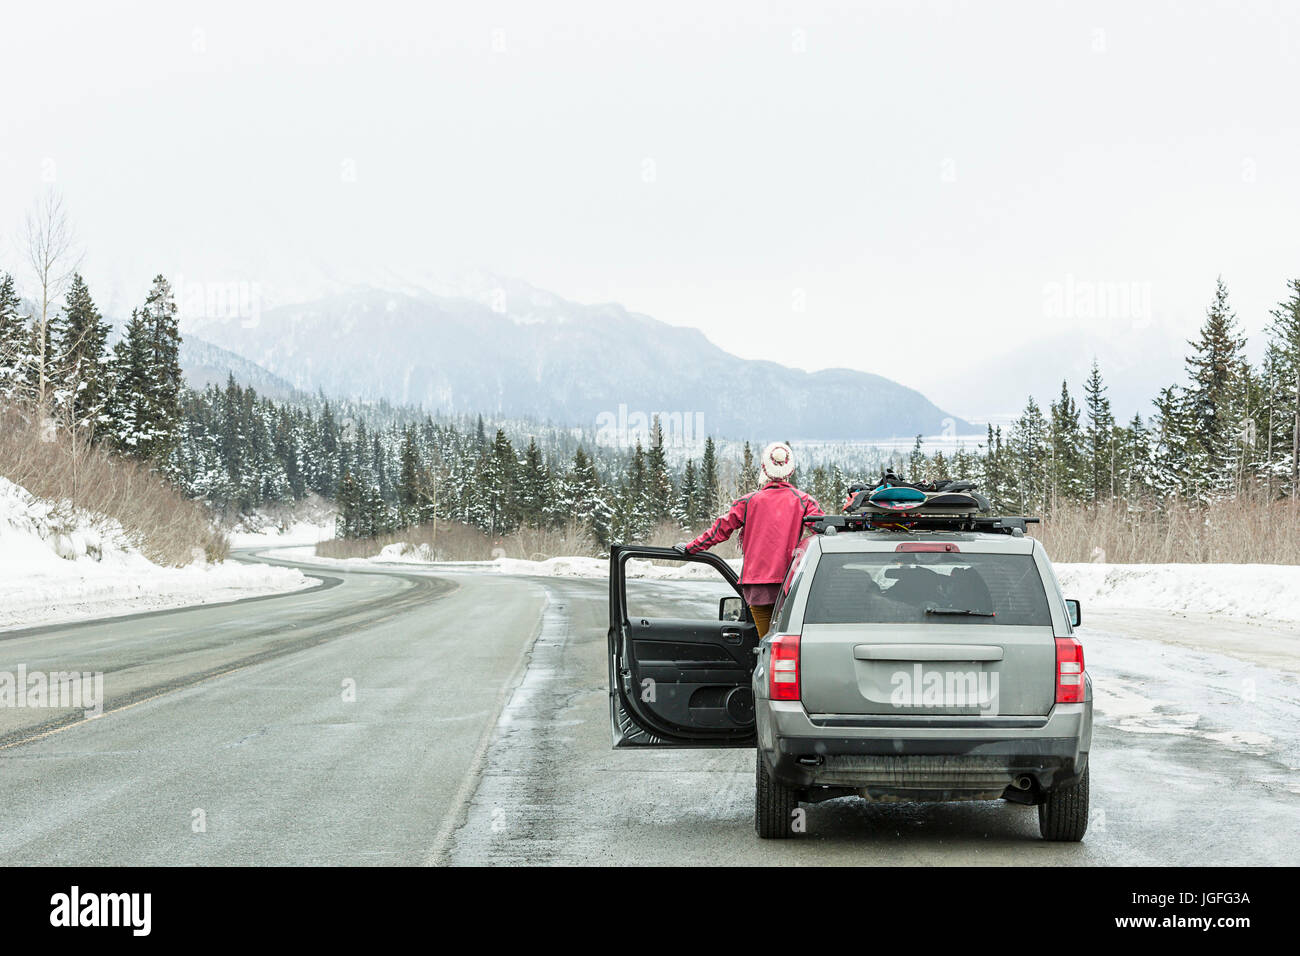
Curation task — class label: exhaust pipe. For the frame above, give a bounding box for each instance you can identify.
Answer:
[1013,775,1033,791]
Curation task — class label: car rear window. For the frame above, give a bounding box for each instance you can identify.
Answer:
[803,551,1051,626]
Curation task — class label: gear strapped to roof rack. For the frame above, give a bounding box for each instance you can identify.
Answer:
[804,512,1040,536]
[824,470,1038,535]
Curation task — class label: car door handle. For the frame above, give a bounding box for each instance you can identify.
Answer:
[721,627,743,644]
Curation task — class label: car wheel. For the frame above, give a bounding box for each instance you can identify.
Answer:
[755,748,801,839]
[1037,766,1089,842]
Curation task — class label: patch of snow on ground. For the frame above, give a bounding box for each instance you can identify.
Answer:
[1090,675,1202,737]
[0,476,311,631]
[229,520,336,549]
[1055,562,1300,624]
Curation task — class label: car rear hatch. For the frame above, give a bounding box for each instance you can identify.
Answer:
[798,544,1056,717]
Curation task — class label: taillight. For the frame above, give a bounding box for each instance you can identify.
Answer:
[895,542,960,552]
[1055,637,1085,703]
[769,633,801,701]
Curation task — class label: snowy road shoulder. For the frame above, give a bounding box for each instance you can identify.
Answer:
[0,561,315,632]
[0,476,313,632]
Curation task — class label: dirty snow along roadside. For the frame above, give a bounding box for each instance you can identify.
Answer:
[0,476,312,631]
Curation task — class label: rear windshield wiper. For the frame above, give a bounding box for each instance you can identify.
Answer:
[924,605,996,617]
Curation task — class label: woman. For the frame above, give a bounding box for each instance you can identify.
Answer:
[676,442,823,636]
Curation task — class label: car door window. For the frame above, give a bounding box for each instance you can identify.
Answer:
[621,557,742,622]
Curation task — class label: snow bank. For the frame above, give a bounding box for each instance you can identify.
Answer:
[229,520,335,549]
[226,500,337,549]
[1055,562,1300,624]
[0,476,312,631]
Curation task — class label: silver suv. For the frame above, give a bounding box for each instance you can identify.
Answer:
[606,525,1092,841]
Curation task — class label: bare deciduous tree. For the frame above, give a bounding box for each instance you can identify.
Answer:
[22,189,82,422]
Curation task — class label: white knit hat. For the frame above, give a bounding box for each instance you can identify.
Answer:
[760,442,796,482]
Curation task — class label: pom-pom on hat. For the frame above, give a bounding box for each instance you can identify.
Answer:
[760,442,796,482]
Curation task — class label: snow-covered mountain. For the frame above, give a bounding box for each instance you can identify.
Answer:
[179,337,305,401]
[183,276,971,442]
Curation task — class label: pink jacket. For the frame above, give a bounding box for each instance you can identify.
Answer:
[686,481,824,584]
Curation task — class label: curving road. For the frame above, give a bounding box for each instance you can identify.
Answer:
[0,550,1295,865]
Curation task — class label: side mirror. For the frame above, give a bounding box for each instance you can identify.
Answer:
[719,596,744,622]
[1065,599,1081,628]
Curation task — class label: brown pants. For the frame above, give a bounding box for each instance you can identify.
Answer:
[748,604,775,637]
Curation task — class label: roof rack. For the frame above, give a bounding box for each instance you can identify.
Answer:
[804,513,1040,536]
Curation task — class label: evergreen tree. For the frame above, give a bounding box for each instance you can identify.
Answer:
[1048,379,1087,504]
[979,425,1006,510]
[950,445,979,489]
[107,309,158,456]
[1184,277,1248,493]
[54,273,112,435]
[0,272,29,402]
[1115,413,1152,499]
[560,446,612,547]
[107,277,184,464]
[318,403,341,494]
[740,441,758,491]
[397,427,422,527]
[1150,384,1196,497]
[335,469,363,538]
[517,437,551,527]
[645,416,673,523]
[697,436,720,517]
[481,429,519,536]
[675,459,699,528]
[826,462,845,506]
[1082,360,1115,502]
[1267,279,1300,498]
[629,440,652,531]
[908,434,926,480]
[142,275,183,461]
[1006,397,1049,513]
[807,465,831,510]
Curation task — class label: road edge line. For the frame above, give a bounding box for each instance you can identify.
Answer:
[422,588,552,867]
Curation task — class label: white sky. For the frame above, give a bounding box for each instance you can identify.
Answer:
[3,0,1299,422]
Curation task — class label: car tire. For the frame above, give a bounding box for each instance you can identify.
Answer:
[1037,766,1089,842]
[755,748,800,839]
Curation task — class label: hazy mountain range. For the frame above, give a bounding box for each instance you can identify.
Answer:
[181,276,973,442]
[180,338,305,402]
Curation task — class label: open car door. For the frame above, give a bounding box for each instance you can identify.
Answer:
[608,544,759,747]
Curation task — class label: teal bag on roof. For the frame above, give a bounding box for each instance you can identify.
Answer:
[869,486,927,504]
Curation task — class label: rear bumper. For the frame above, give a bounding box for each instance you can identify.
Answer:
[757,698,1091,797]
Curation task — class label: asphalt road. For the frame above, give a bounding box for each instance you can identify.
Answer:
[1,551,1296,865]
